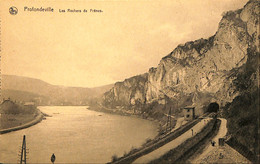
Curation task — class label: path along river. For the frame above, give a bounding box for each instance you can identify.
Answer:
[0,106,158,163]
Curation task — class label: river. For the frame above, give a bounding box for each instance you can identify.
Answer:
[0,106,158,163]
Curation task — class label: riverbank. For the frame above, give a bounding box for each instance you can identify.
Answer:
[89,105,164,133]
[110,118,202,164]
[89,105,132,116]
[89,104,167,126]
[89,104,174,162]
[0,109,43,134]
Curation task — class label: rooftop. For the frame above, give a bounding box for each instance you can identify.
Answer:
[183,106,195,109]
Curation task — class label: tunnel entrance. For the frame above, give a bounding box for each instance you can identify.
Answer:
[207,102,219,113]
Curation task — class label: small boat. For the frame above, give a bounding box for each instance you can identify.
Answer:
[98,114,102,116]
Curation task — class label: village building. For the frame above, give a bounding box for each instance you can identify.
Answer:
[183,106,195,121]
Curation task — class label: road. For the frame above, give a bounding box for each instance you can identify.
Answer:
[133,118,212,164]
[191,118,227,163]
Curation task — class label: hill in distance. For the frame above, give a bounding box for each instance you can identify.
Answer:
[1,74,113,106]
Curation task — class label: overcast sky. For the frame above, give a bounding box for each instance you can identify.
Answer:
[1,0,248,87]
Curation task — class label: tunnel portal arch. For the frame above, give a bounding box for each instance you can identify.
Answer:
[207,102,219,113]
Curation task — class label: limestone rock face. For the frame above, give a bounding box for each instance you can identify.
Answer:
[102,0,259,115]
[103,74,148,107]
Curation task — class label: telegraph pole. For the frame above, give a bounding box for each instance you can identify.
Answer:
[166,107,172,132]
[19,135,28,164]
[169,107,172,130]
[147,81,176,132]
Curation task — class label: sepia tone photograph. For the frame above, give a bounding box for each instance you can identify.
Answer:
[0,0,259,163]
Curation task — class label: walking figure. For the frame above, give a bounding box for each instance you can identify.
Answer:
[51,153,56,164]
[211,140,216,146]
[219,153,224,159]
[191,129,194,136]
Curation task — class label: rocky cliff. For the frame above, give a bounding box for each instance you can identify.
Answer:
[103,0,259,115]
[102,0,259,160]
[103,73,148,107]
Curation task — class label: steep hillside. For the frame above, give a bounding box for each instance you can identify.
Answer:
[102,0,259,160]
[103,0,259,113]
[1,75,113,105]
[222,48,259,161]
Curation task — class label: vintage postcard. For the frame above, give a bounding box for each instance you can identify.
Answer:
[0,0,259,163]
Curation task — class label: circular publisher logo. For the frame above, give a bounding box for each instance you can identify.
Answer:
[9,6,18,15]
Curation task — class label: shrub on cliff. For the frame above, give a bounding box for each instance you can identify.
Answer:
[223,49,259,161]
[111,154,118,162]
[224,90,259,162]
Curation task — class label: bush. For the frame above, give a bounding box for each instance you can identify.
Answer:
[142,138,152,147]
[111,154,118,162]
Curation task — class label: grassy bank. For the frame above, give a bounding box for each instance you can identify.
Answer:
[0,113,37,129]
[110,118,201,164]
[0,100,43,134]
[0,109,43,134]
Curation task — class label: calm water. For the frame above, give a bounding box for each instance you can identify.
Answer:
[0,106,158,163]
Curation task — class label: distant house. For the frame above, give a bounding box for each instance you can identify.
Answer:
[24,102,36,111]
[24,102,35,106]
[183,106,195,121]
